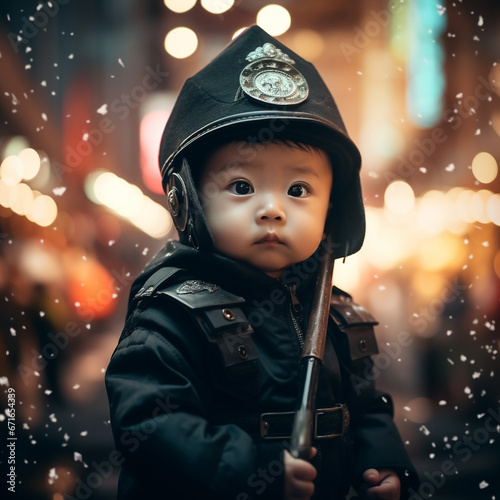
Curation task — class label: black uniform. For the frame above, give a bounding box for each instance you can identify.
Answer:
[105,241,419,499]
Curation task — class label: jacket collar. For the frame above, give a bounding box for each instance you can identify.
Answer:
[134,240,318,299]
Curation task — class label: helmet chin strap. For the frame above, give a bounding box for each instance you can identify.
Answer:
[166,158,214,251]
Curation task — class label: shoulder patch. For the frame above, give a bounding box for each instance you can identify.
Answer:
[134,266,185,300]
[176,280,220,294]
[159,281,245,310]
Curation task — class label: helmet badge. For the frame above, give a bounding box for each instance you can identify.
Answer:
[239,42,309,106]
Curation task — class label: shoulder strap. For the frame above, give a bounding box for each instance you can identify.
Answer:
[330,287,379,361]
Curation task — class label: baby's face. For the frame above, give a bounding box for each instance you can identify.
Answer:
[199,141,333,278]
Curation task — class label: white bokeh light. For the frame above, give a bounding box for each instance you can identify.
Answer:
[164,27,198,59]
[164,0,197,13]
[201,0,234,14]
[256,4,291,36]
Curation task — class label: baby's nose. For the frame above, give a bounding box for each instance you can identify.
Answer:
[256,196,286,223]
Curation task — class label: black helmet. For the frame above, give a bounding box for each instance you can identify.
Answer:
[159,25,365,257]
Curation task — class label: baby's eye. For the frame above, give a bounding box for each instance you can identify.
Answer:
[229,181,254,195]
[288,184,309,198]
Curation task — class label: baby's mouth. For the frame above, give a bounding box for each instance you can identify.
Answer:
[255,233,283,245]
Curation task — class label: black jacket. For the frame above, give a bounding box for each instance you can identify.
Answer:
[105,241,419,499]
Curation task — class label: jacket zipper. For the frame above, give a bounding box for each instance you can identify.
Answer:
[284,283,305,349]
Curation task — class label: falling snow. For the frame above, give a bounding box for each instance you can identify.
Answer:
[48,467,58,485]
[52,187,67,196]
[419,425,431,436]
[97,104,108,115]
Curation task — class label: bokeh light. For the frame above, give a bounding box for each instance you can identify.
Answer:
[444,188,469,235]
[18,147,41,180]
[384,180,415,215]
[455,189,476,223]
[487,194,500,226]
[470,189,492,224]
[417,190,451,234]
[66,253,117,320]
[1,155,24,185]
[27,194,58,227]
[201,0,234,14]
[87,171,172,238]
[471,151,498,184]
[256,4,291,36]
[140,109,170,194]
[9,183,33,215]
[164,27,198,59]
[2,135,29,157]
[164,0,197,13]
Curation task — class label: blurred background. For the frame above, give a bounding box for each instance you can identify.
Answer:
[0,0,498,498]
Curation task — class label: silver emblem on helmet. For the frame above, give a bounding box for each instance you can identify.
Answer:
[239,43,309,105]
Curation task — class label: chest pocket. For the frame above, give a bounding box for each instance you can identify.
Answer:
[329,291,379,362]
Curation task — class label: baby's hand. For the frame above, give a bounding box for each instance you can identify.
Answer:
[361,468,400,500]
[283,449,317,500]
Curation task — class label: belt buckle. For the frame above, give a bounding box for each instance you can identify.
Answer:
[314,405,350,439]
[260,411,295,439]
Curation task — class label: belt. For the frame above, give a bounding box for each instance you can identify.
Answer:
[231,404,350,440]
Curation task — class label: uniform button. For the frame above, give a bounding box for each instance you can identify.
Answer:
[359,339,368,351]
[238,345,248,359]
[222,308,235,320]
